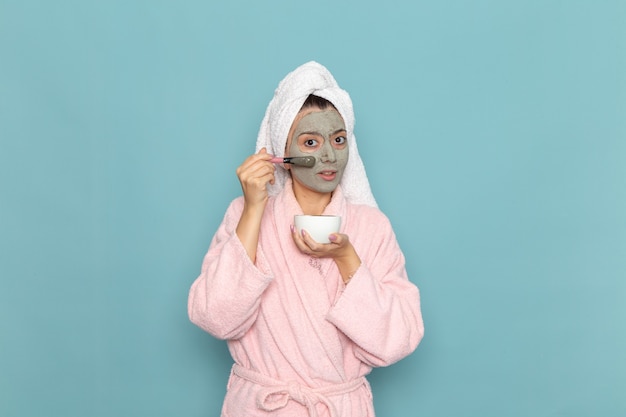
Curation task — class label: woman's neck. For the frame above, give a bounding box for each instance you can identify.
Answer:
[292,183,332,215]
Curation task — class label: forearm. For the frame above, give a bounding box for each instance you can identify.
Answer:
[333,244,362,284]
[327,267,423,366]
[236,202,265,263]
[188,198,273,339]
[188,235,273,339]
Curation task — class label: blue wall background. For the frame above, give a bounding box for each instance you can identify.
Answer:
[1,1,625,416]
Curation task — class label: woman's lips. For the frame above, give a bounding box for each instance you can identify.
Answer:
[318,170,337,181]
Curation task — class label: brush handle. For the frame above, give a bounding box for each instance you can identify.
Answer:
[269,156,315,167]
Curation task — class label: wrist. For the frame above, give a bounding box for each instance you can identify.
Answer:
[242,201,266,219]
[343,263,361,284]
[334,246,361,284]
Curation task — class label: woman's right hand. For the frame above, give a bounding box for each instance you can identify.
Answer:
[236,147,276,211]
[235,148,275,263]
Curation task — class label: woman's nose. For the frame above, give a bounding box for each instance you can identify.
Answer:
[319,140,336,162]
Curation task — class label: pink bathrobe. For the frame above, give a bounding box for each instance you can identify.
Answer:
[188,180,424,417]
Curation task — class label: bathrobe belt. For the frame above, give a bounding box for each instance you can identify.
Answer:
[232,364,367,417]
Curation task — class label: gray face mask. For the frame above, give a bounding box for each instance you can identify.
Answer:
[287,109,349,194]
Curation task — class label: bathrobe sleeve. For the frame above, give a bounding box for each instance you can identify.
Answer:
[188,197,274,340]
[326,209,424,367]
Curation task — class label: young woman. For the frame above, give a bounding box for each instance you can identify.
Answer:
[188,61,424,417]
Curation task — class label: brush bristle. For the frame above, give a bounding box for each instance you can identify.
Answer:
[292,156,316,167]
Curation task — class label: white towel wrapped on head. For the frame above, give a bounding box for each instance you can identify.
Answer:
[255,61,377,208]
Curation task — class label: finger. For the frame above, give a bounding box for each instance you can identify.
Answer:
[291,225,304,244]
[299,229,325,251]
[238,149,274,172]
[328,233,347,246]
[242,161,275,180]
[257,147,273,161]
[238,160,275,184]
[290,226,310,253]
[238,163,275,195]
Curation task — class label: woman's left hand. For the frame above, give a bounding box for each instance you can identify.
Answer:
[291,227,348,258]
[291,227,361,283]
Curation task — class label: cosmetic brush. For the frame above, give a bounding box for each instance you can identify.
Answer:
[270,156,316,167]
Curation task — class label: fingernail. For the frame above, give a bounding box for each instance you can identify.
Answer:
[290,224,294,233]
[328,234,337,242]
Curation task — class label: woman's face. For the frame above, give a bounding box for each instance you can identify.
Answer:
[286,107,349,194]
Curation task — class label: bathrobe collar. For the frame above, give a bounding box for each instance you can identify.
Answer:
[270,178,348,381]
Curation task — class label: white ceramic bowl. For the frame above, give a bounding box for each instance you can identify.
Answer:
[294,215,341,244]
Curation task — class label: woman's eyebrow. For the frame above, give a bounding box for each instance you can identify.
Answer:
[297,131,322,137]
[297,128,347,138]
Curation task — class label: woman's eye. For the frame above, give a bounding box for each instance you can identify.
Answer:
[304,139,318,147]
[334,136,347,145]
